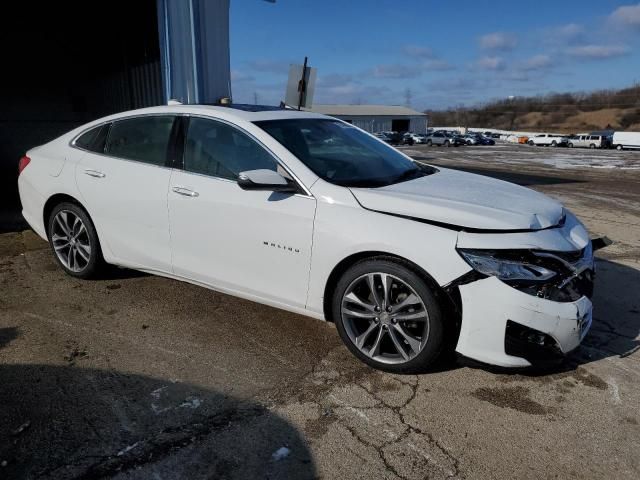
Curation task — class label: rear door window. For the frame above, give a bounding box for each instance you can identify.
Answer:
[105,116,175,166]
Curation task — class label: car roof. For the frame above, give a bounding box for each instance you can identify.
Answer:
[93,104,331,124]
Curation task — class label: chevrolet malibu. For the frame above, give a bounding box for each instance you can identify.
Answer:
[18,105,601,372]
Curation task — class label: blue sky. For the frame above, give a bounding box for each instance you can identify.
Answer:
[229,0,640,110]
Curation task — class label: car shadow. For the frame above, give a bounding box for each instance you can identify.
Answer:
[0,363,316,480]
[0,327,19,349]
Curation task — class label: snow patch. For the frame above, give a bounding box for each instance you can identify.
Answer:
[271,446,291,461]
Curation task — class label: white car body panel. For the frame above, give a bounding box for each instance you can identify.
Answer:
[75,152,173,272]
[456,277,591,367]
[167,169,316,308]
[456,211,589,251]
[17,104,599,368]
[350,168,564,231]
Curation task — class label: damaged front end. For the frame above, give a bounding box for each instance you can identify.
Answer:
[445,220,610,367]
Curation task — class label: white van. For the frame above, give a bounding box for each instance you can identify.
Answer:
[612,132,640,150]
[568,134,604,149]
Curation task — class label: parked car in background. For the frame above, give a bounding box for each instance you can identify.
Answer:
[463,134,479,145]
[464,133,495,146]
[403,132,426,145]
[612,131,640,150]
[567,134,604,149]
[528,134,569,147]
[425,131,465,147]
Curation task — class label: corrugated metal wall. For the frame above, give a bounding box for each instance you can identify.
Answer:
[335,116,428,133]
[93,60,164,115]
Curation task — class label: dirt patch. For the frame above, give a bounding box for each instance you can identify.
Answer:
[472,386,551,415]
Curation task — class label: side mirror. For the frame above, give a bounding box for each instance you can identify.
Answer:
[237,169,299,193]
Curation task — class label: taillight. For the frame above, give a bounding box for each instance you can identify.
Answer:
[18,155,31,175]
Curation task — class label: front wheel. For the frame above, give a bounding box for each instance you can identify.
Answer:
[568,143,573,148]
[551,140,558,147]
[332,258,444,373]
[528,140,534,146]
[444,140,451,147]
[616,144,624,150]
[48,202,105,279]
[426,140,432,146]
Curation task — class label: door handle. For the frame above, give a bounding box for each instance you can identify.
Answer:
[84,169,106,178]
[172,186,199,197]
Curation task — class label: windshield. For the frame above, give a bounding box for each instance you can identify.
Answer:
[254,119,432,187]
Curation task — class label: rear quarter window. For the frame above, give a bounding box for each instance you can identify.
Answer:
[74,124,110,153]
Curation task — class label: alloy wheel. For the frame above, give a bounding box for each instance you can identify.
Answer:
[341,273,430,365]
[51,210,92,273]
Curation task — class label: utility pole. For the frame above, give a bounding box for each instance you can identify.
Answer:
[404,88,412,108]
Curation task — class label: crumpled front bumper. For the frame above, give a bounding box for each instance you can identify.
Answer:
[455,276,592,367]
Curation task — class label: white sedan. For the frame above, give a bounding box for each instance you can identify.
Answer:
[18,105,600,371]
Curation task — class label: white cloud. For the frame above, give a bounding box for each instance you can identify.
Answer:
[247,59,292,74]
[475,56,506,71]
[231,70,255,82]
[566,44,629,59]
[478,32,517,50]
[402,45,433,59]
[609,3,640,29]
[371,64,422,79]
[522,54,552,71]
[554,23,584,39]
[423,59,455,72]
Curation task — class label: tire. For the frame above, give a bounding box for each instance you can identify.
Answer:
[47,202,105,279]
[568,143,573,148]
[616,145,623,151]
[444,140,451,147]
[528,140,534,146]
[332,258,445,373]
[590,144,595,149]
[426,140,432,147]
[551,140,557,147]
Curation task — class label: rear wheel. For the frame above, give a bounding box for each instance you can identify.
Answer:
[444,140,451,147]
[332,258,444,373]
[47,202,105,279]
[551,140,558,147]
[426,140,432,146]
[616,144,624,151]
[568,143,574,148]
[589,144,596,149]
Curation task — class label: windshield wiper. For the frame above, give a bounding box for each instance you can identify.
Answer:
[389,167,424,185]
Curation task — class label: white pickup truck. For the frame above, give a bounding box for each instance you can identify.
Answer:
[528,134,569,147]
[612,132,640,150]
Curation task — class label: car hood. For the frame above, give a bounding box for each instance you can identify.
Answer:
[349,167,564,231]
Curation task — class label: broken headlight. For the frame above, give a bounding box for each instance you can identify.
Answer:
[456,249,557,283]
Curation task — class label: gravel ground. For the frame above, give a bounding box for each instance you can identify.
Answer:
[1,143,639,479]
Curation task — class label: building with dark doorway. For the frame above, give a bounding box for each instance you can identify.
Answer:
[306,105,428,134]
[1,0,233,232]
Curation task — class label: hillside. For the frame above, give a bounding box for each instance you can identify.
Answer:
[427,84,640,132]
